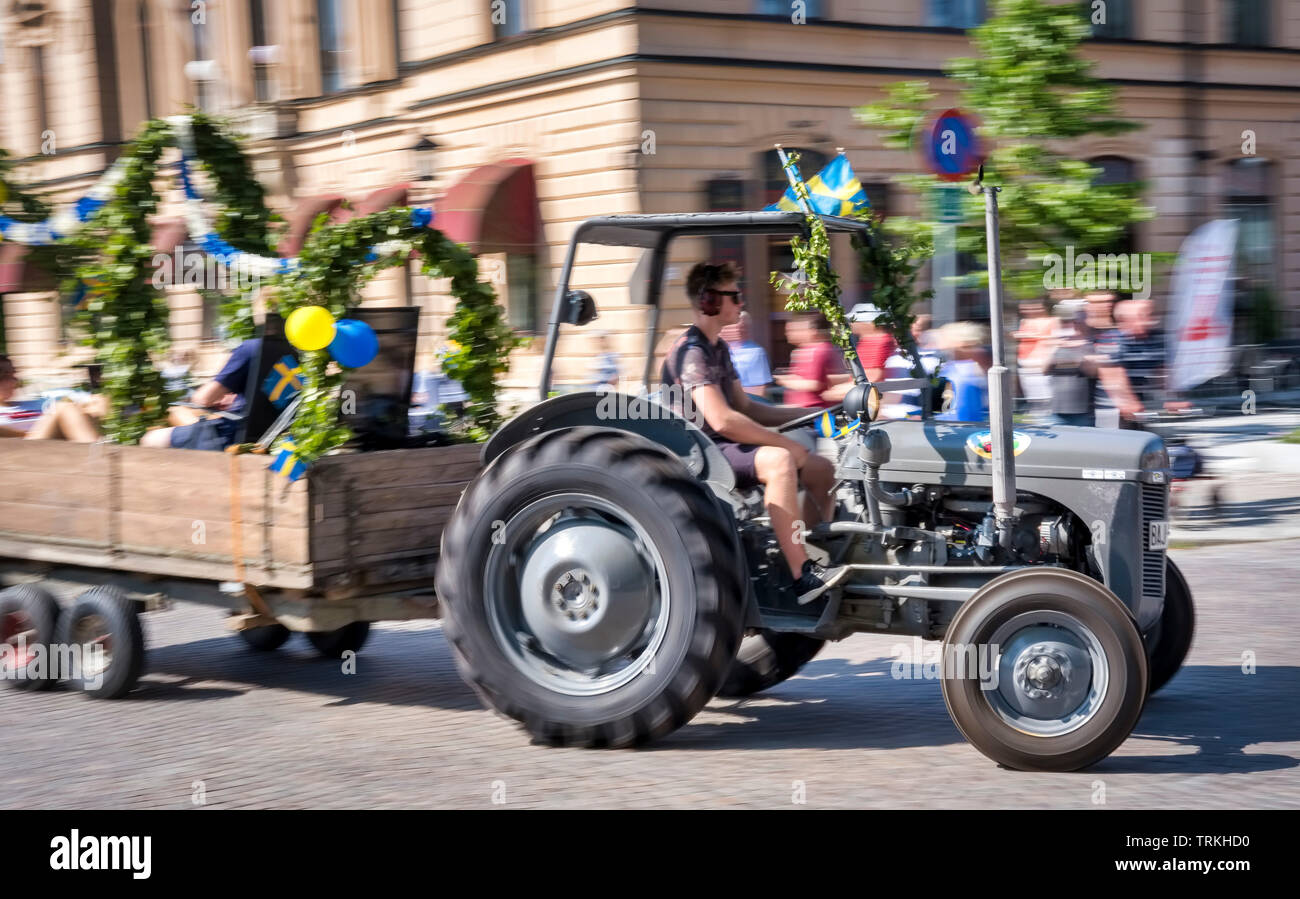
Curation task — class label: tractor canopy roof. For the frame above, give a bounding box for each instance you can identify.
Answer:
[572,211,874,248]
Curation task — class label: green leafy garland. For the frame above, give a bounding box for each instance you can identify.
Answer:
[275,206,521,460]
[769,151,934,377]
[10,114,517,456]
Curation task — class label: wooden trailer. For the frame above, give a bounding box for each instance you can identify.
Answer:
[0,440,481,696]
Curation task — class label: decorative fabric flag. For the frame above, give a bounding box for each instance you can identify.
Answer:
[269,440,309,482]
[0,159,127,245]
[815,411,862,439]
[261,355,304,408]
[766,154,870,217]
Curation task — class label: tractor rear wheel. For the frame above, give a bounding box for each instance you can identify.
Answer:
[437,427,745,747]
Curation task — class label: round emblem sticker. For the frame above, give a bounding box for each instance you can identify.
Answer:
[966,430,1031,460]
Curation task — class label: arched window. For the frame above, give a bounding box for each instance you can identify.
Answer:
[761,147,827,367]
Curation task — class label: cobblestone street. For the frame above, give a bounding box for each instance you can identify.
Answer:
[2,539,1297,809]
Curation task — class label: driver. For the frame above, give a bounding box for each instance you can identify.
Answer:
[660,261,848,606]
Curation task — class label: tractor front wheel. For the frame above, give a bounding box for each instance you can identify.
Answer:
[941,568,1147,772]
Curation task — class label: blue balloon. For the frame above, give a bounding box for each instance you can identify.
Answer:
[329,319,379,369]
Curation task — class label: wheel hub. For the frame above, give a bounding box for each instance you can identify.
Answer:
[519,517,655,670]
[985,617,1106,736]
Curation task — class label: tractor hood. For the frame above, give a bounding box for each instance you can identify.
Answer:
[871,419,1167,483]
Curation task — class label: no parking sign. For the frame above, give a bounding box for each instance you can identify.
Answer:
[920,108,983,182]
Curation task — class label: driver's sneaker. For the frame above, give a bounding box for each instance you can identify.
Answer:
[792,559,848,605]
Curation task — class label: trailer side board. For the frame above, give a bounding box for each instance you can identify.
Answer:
[0,441,481,594]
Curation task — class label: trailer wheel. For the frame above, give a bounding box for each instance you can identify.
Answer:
[307,622,370,659]
[0,584,61,691]
[438,427,745,747]
[56,587,144,700]
[239,624,292,653]
[941,568,1148,772]
[1147,559,1195,695]
[716,631,825,698]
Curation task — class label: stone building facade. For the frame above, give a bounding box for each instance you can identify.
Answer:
[1,0,1295,395]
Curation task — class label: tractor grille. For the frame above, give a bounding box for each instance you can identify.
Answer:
[1141,482,1168,600]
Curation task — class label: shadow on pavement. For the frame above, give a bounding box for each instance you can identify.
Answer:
[136,625,481,712]
[669,660,1300,776]
[136,624,1299,775]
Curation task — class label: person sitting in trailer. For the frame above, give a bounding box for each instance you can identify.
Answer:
[0,355,106,443]
[141,338,270,451]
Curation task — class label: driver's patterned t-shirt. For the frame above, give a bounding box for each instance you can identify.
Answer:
[660,325,738,438]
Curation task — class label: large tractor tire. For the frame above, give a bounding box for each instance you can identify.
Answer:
[1146,558,1195,695]
[437,427,745,747]
[56,586,145,700]
[717,631,825,698]
[0,584,61,691]
[941,568,1148,772]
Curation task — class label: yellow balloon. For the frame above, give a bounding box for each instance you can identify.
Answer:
[285,305,337,352]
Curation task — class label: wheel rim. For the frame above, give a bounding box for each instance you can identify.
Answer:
[70,613,113,680]
[0,610,37,673]
[485,492,670,697]
[981,609,1109,737]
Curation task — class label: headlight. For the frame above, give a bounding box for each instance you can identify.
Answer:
[1140,446,1169,470]
[866,385,882,421]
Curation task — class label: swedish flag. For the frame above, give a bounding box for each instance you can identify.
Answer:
[269,439,308,482]
[262,355,304,409]
[766,154,870,217]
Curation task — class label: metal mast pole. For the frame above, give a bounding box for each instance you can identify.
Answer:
[970,167,1016,550]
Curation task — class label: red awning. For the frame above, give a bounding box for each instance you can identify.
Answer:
[436,159,540,254]
[349,183,411,218]
[1,219,191,295]
[0,242,57,294]
[278,194,346,257]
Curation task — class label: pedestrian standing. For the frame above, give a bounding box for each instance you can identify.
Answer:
[721,311,773,397]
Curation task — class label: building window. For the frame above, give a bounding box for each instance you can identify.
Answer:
[1225,0,1269,47]
[1089,156,1139,258]
[1090,0,1132,39]
[30,45,50,147]
[1223,157,1273,288]
[756,0,823,18]
[139,1,154,119]
[318,0,348,93]
[492,0,527,40]
[391,0,402,66]
[505,253,538,333]
[249,0,275,102]
[927,0,986,29]
[191,14,213,109]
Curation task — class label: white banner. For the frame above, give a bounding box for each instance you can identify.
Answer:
[1168,219,1239,392]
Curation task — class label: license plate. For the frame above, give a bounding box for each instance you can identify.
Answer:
[1148,521,1169,551]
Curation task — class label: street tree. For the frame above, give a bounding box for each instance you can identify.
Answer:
[856,0,1154,304]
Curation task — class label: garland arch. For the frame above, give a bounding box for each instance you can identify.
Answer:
[1,113,517,459]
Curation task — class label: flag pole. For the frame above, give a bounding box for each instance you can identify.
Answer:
[775,144,816,217]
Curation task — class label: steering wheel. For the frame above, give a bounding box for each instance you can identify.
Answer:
[778,403,843,433]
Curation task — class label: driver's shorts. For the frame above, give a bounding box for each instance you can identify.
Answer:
[717,441,761,489]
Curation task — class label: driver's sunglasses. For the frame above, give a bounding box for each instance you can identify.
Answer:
[711,289,743,305]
